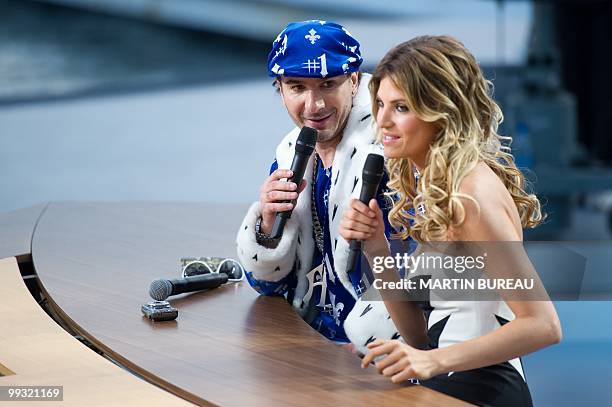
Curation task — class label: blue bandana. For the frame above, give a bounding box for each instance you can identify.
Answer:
[267,20,363,78]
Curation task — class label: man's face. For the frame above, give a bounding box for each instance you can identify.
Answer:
[279,73,359,143]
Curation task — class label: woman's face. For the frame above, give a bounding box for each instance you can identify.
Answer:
[375,77,438,167]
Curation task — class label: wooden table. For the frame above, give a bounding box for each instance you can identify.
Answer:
[2,202,469,406]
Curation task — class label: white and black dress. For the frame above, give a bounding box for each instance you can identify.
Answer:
[418,292,533,407]
[347,254,534,407]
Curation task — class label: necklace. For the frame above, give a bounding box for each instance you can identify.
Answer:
[311,152,325,254]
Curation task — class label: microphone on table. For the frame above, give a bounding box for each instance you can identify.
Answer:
[149,273,229,302]
[270,126,318,239]
[346,153,385,274]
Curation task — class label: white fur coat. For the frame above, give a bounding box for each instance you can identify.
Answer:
[236,73,403,354]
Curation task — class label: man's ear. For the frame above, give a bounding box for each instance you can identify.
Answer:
[350,72,359,96]
[277,79,286,106]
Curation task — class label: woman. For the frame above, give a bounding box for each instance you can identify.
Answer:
[339,35,561,406]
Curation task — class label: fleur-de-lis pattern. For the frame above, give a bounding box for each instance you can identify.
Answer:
[267,20,362,78]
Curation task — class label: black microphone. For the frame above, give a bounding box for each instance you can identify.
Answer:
[346,153,385,274]
[149,273,228,301]
[270,126,318,239]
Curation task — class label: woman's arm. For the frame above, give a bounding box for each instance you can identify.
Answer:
[360,179,561,381]
[431,181,561,372]
[340,199,429,348]
[431,300,560,374]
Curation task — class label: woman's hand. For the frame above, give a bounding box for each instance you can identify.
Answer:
[339,199,389,259]
[361,339,442,382]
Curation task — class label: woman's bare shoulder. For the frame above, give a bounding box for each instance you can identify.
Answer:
[457,162,501,197]
[451,162,522,241]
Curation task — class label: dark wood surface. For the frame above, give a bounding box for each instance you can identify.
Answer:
[30,202,469,406]
[0,203,46,261]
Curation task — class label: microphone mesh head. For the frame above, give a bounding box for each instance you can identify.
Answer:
[295,126,318,154]
[363,153,385,184]
[149,279,172,301]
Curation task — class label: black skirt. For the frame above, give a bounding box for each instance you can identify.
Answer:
[420,361,533,407]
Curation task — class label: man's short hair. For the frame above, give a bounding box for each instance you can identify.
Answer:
[272,72,363,93]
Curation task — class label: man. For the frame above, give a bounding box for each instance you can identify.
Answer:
[236,20,399,347]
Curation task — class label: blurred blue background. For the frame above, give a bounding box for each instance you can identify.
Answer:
[1,1,611,405]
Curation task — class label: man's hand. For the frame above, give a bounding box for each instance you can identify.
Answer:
[259,169,307,235]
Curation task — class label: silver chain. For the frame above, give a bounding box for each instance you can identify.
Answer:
[311,152,325,254]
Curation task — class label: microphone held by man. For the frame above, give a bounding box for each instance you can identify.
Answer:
[270,126,318,239]
[256,126,317,243]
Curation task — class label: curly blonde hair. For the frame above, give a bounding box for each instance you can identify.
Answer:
[369,35,543,242]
